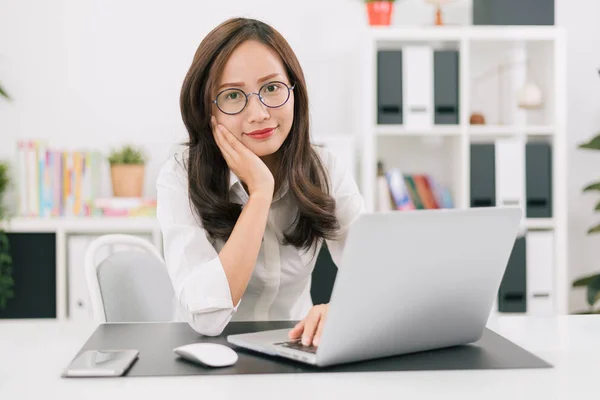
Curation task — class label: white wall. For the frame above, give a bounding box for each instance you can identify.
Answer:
[0,0,471,202]
[556,0,600,313]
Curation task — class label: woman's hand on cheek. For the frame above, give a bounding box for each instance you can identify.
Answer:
[288,304,329,347]
[211,115,274,198]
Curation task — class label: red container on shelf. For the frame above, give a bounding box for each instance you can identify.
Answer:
[367,1,394,26]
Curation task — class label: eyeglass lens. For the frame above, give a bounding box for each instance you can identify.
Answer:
[216,82,291,114]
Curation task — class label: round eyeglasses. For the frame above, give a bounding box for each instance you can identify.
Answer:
[212,81,295,115]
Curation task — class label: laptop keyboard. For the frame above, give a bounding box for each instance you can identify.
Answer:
[274,339,318,354]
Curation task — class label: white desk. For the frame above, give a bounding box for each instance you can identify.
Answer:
[0,315,597,400]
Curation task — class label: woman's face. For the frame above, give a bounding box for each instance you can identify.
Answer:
[212,40,294,158]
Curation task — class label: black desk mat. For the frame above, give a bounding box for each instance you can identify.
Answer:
[69,321,551,376]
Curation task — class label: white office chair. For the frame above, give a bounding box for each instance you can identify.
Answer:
[85,234,175,323]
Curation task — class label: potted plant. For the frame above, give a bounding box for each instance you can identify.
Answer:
[572,132,600,314]
[364,0,397,26]
[108,145,146,198]
[0,161,14,310]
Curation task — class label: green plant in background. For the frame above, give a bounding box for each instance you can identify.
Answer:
[0,81,9,100]
[572,132,600,314]
[108,145,146,166]
[0,161,14,310]
[0,79,13,309]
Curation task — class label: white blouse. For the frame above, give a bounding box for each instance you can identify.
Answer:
[156,146,365,336]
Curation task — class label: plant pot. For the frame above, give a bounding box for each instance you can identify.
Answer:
[110,164,145,198]
[367,1,394,26]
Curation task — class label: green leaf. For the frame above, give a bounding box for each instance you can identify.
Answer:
[583,181,600,193]
[596,200,600,211]
[0,83,9,100]
[108,145,146,165]
[1,275,14,285]
[587,276,600,307]
[579,133,600,150]
[573,273,600,287]
[588,223,600,235]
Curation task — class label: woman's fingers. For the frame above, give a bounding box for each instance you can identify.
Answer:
[301,308,321,346]
[216,126,236,160]
[218,123,246,156]
[211,116,225,149]
[313,307,328,346]
[211,117,245,160]
[288,305,329,347]
[288,320,305,339]
[211,117,236,163]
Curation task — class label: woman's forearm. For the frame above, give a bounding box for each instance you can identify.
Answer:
[218,192,272,305]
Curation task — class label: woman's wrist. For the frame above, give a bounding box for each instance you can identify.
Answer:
[249,190,273,205]
[248,180,274,199]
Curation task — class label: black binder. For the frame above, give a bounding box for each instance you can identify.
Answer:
[470,144,496,208]
[526,142,553,218]
[434,50,460,125]
[377,50,403,124]
[498,236,527,313]
[473,0,554,26]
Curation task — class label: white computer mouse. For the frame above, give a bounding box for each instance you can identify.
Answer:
[173,343,238,368]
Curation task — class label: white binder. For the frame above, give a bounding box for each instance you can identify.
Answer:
[402,46,433,129]
[68,235,95,321]
[526,231,554,315]
[495,138,525,209]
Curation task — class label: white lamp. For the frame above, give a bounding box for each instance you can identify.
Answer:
[517,81,543,109]
[471,60,544,125]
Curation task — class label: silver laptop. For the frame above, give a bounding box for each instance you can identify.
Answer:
[227,206,523,367]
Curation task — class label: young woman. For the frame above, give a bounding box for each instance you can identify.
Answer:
[156,17,364,348]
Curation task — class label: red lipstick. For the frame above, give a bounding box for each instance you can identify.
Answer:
[245,127,276,140]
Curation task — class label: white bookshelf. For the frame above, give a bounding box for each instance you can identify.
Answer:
[3,217,160,233]
[358,26,568,316]
[376,125,461,136]
[368,26,560,42]
[468,125,556,137]
[2,217,161,321]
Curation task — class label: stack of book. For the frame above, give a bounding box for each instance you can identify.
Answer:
[16,141,103,218]
[94,198,157,217]
[377,166,454,212]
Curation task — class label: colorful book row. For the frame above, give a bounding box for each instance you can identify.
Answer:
[379,168,454,211]
[17,141,103,218]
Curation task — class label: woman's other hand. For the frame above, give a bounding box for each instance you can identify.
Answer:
[288,304,329,347]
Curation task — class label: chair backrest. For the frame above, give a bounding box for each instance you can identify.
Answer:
[85,234,175,323]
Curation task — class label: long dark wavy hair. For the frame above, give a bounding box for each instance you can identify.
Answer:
[179,18,339,251]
